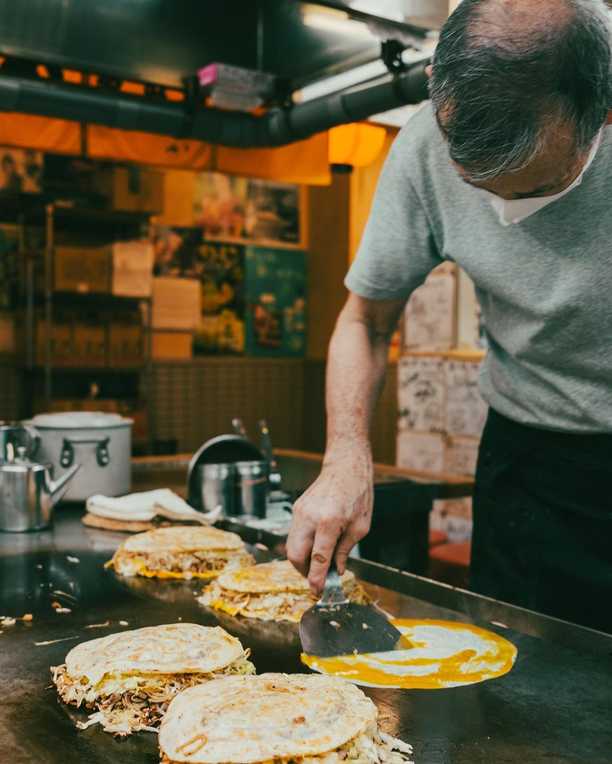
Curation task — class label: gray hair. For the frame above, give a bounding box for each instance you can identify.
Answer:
[429,0,612,181]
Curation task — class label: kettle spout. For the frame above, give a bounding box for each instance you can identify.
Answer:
[47,464,81,506]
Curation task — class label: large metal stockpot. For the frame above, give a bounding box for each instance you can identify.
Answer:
[28,412,132,502]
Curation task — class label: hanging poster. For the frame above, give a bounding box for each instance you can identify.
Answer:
[151,226,245,354]
[193,172,301,246]
[245,247,306,357]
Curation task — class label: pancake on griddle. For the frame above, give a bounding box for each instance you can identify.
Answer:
[199,558,369,623]
[158,673,414,764]
[108,525,255,580]
[51,623,255,736]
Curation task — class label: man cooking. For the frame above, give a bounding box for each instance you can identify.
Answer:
[287,0,612,634]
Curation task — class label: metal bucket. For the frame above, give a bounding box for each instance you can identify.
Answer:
[196,462,237,515]
[195,459,270,518]
[235,460,269,519]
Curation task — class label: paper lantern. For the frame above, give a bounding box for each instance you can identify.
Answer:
[328,123,387,168]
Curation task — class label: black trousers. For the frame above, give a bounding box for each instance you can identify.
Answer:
[470,408,612,634]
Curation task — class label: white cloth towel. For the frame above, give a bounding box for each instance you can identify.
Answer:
[86,489,220,525]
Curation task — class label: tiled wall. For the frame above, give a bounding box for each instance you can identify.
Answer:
[151,358,305,454]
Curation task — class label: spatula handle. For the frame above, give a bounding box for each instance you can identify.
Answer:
[318,561,349,607]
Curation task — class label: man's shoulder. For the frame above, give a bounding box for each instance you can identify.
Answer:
[386,102,456,210]
[392,103,444,165]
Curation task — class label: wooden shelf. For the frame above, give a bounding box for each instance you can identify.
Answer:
[0,193,151,224]
[49,291,150,306]
[23,364,146,373]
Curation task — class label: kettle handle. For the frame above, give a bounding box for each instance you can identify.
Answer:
[17,424,40,459]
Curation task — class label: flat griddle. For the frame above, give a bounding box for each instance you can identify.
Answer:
[0,506,611,764]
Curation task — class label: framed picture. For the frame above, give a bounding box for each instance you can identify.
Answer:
[192,172,306,249]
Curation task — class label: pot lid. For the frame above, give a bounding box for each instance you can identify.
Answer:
[31,412,132,428]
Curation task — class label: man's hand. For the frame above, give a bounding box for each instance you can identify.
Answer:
[286,445,373,593]
[287,293,405,593]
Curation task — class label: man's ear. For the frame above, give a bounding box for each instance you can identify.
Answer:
[425,64,433,79]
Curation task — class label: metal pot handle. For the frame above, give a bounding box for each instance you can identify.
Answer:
[60,436,110,469]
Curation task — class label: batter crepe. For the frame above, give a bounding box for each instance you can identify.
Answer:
[51,623,255,735]
[108,525,254,580]
[158,673,414,764]
[199,559,369,623]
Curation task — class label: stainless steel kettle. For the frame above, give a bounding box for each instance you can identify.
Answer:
[0,447,80,532]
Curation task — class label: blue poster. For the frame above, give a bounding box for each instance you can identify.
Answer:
[245,247,306,357]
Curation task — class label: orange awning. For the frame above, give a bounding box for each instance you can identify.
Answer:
[87,125,213,170]
[1,112,386,185]
[0,113,81,154]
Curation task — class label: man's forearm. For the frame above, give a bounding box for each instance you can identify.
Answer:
[324,297,400,462]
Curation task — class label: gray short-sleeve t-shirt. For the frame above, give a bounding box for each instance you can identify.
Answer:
[345,104,612,433]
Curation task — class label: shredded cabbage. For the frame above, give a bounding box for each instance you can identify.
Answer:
[200,579,369,623]
[52,652,255,736]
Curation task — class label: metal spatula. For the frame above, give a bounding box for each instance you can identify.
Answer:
[299,563,403,657]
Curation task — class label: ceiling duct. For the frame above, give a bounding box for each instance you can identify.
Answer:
[0,58,429,148]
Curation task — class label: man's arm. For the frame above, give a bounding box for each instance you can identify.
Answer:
[286,291,406,592]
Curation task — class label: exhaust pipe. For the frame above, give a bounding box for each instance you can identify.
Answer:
[0,59,429,148]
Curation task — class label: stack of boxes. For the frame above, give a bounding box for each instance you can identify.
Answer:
[397,263,487,542]
[33,239,154,366]
[151,277,201,359]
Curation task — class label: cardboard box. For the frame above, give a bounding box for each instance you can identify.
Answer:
[403,265,457,351]
[151,330,193,360]
[94,166,164,213]
[396,431,445,473]
[456,268,481,349]
[152,277,201,330]
[112,240,154,297]
[444,355,488,438]
[73,320,106,367]
[444,435,480,477]
[398,354,446,433]
[401,262,484,353]
[109,314,144,366]
[54,245,112,293]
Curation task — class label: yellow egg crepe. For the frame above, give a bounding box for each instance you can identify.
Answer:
[302,618,517,690]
